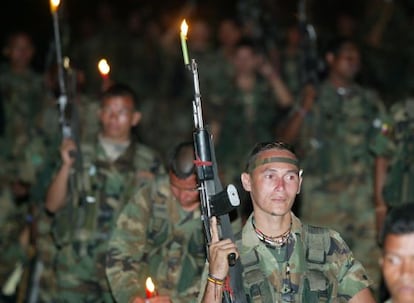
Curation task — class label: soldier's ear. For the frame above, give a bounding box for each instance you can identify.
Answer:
[325,52,335,66]
[297,169,303,194]
[241,172,251,192]
[131,111,141,126]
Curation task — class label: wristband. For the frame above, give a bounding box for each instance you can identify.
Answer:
[207,273,225,285]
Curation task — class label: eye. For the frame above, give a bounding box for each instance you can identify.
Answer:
[283,172,299,183]
[385,254,402,266]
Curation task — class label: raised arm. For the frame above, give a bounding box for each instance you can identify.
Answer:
[45,138,76,213]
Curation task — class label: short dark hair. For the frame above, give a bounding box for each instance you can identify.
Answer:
[100,83,139,110]
[168,141,196,179]
[324,37,359,57]
[380,203,414,247]
[245,141,297,172]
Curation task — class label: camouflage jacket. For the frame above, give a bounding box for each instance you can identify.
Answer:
[199,213,372,302]
[52,138,164,249]
[0,192,30,287]
[299,80,386,181]
[106,174,205,303]
[371,98,414,206]
[238,213,372,302]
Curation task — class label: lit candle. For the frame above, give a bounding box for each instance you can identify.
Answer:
[98,58,110,79]
[49,0,60,13]
[180,20,190,66]
[145,277,156,298]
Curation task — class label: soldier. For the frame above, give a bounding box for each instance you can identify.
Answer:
[371,98,414,236]
[379,203,414,303]
[280,37,386,290]
[215,38,294,186]
[198,141,375,302]
[106,141,204,303]
[371,97,414,302]
[45,83,164,302]
[0,31,52,301]
[0,30,49,214]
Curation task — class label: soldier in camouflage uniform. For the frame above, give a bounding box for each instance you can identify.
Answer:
[106,141,205,303]
[0,31,47,164]
[199,142,375,302]
[45,84,164,302]
[280,38,386,289]
[371,98,414,236]
[0,31,53,300]
[215,38,293,187]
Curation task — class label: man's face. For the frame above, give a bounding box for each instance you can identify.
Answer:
[381,233,414,303]
[233,46,257,74]
[170,172,200,211]
[241,149,302,218]
[99,95,140,142]
[329,42,360,81]
[6,34,34,69]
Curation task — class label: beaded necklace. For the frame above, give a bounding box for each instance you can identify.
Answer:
[252,216,292,248]
[252,216,295,300]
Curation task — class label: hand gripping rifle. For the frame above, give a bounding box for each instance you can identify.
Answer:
[188,59,248,303]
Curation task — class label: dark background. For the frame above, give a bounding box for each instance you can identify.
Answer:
[2,0,414,102]
[0,0,367,71]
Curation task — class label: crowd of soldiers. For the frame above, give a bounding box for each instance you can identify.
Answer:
[0,0,413,302]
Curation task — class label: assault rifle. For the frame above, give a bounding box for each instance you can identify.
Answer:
[188,59,248,303]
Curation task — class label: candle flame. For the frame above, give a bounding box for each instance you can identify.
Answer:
[145,277,155,292]
[50,0,60,12]
[180,20,188,37]
[98,58,110,76]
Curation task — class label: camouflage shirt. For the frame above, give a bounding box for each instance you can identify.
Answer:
[0,189,32,290]
[199,213,373,303]
[370,98,414,206]
[51,138,165,302]
[298,80,386,180]
[53,138,164,248]
[106,174,205,303]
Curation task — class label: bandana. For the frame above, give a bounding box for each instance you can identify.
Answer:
[248,156,299,172]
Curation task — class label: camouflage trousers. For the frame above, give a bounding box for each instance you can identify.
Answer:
[54,241,115,303]
[36,211,58,303]
[300,175,381,294]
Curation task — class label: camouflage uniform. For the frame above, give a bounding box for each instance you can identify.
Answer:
[0,187,30,294]
[0,72,58,300]
[216,78,287,185]
[35,91,101,303]
[106,174,205,303]
[52,138,164,303]
[198,213,373,302]
[298,80,386,288]
[0,64,46,158]
[371,98,414,206]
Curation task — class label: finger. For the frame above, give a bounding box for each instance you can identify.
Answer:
[210,216,220,243]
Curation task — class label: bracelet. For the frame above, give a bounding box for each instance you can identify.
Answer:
[207,273,225,285]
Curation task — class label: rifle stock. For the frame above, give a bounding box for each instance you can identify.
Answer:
[189,59,247,303]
